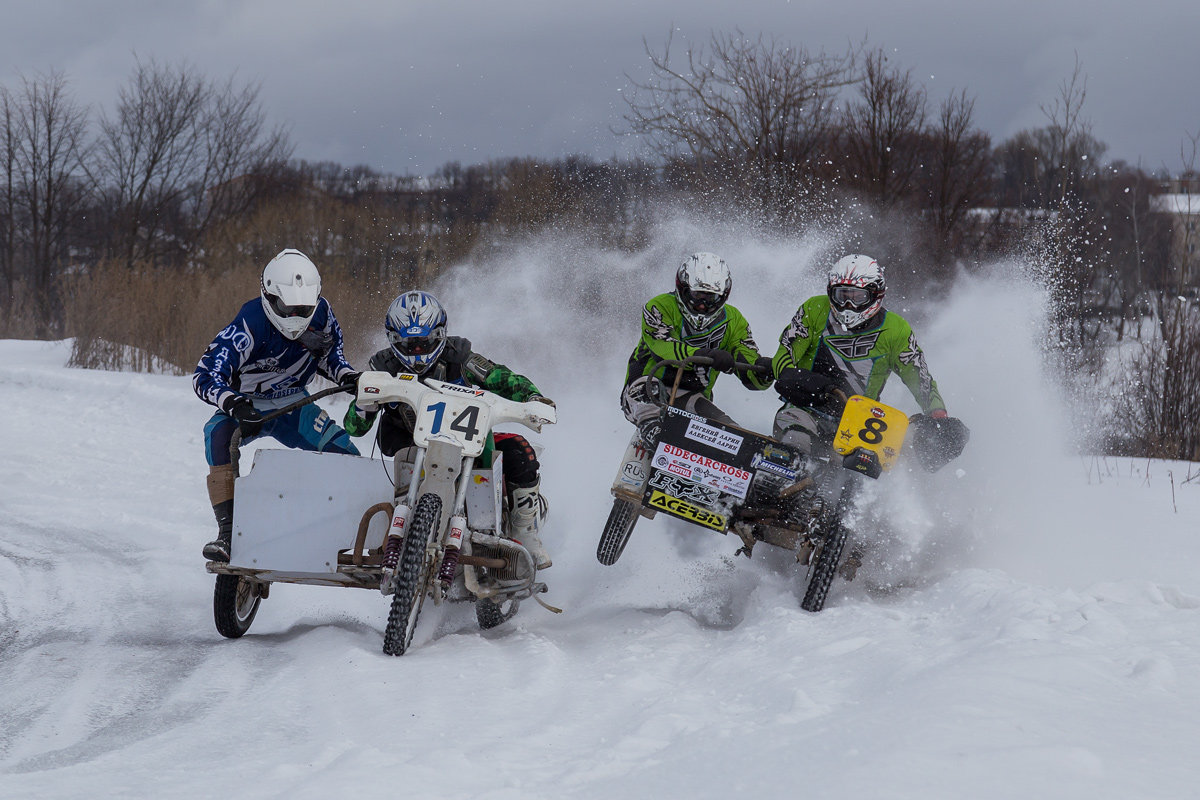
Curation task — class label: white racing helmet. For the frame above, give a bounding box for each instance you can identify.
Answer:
[675,252,732,330]
[827,254,885,330]
[261,249,321,340]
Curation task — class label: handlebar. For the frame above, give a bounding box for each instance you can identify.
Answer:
[228,380,358,472]
[647,354,771,408]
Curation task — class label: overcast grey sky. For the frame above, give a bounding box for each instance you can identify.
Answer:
[3,0,1198,176]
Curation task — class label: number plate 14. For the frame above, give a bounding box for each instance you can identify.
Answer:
[414,394,491,457]
[833,395,909,473]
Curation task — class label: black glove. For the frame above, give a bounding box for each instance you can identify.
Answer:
[754,355,774,376]
[907,414,970,472]
[223,396,264,438]
[298,328,333,357]
[693,347,735,373]
[443,335,472,366]
[340,371,362,391]
[776,367,837,408]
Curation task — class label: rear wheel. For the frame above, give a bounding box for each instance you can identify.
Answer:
[213,575,263,638]
[476,596,520,630]
[596,498,639,566]
[382,493,442,656]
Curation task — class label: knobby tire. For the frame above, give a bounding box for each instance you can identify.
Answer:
[476,597,520,630]
[382,493,442,656]
[596,497,638,566]
[801,513,849,614]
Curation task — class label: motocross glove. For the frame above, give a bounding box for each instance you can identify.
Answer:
[776,367,837,409]
[298,328,333,357]
[223,396,264,438]
[340,371,362,391]
[754,355,775,376]
[693,347,735,373]
[443,336,472,366]
[907,414,970,472]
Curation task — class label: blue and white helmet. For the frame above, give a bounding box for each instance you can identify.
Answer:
[385,290,448,373]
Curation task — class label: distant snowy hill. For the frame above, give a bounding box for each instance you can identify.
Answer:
[2,240,1199,798]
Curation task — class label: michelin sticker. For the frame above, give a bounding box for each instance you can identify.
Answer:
[750,454,799,481]
[652,442,752,499]
[684,419,743,455]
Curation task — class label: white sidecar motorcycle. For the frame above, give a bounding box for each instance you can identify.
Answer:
[205,371,557,656]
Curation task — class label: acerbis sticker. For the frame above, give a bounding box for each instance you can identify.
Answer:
[647,490,726,531]
[684,419,744,455]
[652,442,752,499]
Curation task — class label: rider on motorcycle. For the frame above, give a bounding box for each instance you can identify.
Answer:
[770,253,968,475]
[193,249,361,563]
[342,290,557,570]
[769,254,968,580]
[620,252,774,448]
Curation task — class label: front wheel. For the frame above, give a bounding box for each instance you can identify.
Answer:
[382,493,442,656]
[213,575,263,638]
[597,497,639,566]
[800,516,848,612]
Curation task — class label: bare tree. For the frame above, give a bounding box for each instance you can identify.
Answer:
[621,30,858,222]
[840,48,927,208]
[93,59,292,270]
[1038,55,1105,208]
[922,89,992,261]
[0,86,17,311]
[8,71,91,334]
[93,58,210,268]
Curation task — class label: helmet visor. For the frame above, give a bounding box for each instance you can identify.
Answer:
[387,327,445,356]
[829,285,875,311]
[267,294,316,319]
[682,287,725,315]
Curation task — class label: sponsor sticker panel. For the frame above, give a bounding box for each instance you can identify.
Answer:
[651,442,752,499]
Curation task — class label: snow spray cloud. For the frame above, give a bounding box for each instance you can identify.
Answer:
[420,213,1084,593]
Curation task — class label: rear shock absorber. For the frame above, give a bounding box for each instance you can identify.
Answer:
[437,514,467,587]
[380,503,412,593]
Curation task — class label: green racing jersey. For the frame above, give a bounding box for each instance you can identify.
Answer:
[624,292,773,399]
[771,295,945,414]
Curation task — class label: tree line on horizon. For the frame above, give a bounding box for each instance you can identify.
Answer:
[1,35,1197,458]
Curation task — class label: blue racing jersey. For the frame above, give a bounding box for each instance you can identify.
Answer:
[193,297,356,411]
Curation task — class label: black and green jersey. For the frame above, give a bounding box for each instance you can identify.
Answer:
[343,345,542,439]
[772,295,945,414]
[624,293,772,399]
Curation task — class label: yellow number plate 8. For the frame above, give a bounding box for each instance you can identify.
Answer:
[833,395,910,473]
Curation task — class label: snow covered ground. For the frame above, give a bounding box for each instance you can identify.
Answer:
[2,239,1199,799]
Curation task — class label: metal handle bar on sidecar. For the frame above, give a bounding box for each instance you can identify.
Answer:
[646,355,770,407]
[228,381,358,473]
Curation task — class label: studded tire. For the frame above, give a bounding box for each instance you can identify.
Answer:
[382,493,442,656]
[476,596,520,630]
[800,515,848,612]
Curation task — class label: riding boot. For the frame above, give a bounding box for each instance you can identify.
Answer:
[203,464,235,563]
[203,500,234,562]
[509,478,551,570]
